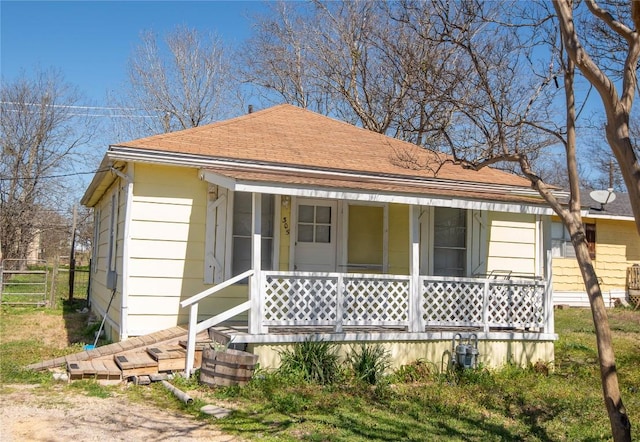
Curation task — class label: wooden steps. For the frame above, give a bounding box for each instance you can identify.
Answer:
[65,339,210,382]
[115,352,159,377]
[67,359,122,381]
[147,345,189,372]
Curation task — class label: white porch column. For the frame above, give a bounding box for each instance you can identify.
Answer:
[544,250,555,334]
[409,205,422,332]
[249,193,265,334]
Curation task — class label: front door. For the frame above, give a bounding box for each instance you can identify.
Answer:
[294,199,337,271]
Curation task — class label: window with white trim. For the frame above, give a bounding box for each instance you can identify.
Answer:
[433,207,467,277]
[107,193,117,273]
[91,208,100,274]
[231,192,275,276]
[551,222,575,258]
[552,221,596,259]
[297,204,332,243]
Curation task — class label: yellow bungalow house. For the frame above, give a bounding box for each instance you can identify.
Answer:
[81,104,563,374]
[552,191,640,307]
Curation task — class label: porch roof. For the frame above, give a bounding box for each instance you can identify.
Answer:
[201,164,555,214]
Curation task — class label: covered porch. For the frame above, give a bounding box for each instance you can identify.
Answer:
[181,193,555,375]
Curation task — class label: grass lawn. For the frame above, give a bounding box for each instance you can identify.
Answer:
[1,301,638,441]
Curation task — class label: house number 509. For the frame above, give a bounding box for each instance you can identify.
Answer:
[283,217,290,235]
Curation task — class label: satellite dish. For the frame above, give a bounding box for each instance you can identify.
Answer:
[590,189,616,210]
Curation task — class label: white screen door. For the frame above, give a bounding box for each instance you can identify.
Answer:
[294,199,337,271]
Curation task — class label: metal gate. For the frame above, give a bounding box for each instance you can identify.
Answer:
[0,259,49,306]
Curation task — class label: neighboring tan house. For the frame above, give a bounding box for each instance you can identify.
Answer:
[81,104,562,372]
[552,191,640,307]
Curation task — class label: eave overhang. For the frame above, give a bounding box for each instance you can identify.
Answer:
[91,145,567,215]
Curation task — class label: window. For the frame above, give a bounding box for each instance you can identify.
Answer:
[551,222,573,258]
[297,204,331,243]
[107,193,117,273]
[551,221,596,259]
[433,207,466,277]
[91,208,100,274]
[585,223,596,260]
[231,192,275,276]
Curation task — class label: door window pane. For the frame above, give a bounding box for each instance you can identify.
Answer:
[298,225,314,242]
[316,225,331,243]
[299,205,314,223]
[316,206,331,223]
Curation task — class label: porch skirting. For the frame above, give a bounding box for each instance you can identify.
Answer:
[247,337,555,372]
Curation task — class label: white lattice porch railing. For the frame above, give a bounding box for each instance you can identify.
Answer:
[263,271,411,332]
[421,277,546,332]
[262,271,547,333]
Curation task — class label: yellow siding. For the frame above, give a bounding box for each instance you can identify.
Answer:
[89,174,127,342]
[552,216,640,292]
[348,205,383,267]
[486,212,537,275]
[388,204,409,274]
[250,340,554,371]
[125,163,248,337]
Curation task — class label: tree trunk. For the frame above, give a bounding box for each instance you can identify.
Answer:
[571,229,631,441]
[604,111,640,237]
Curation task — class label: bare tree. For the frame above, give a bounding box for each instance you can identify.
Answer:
[1,69,95,267]
[109,25,239,139]
[554,0,640,238]
[243,1,457,145]
[405,1,634,438]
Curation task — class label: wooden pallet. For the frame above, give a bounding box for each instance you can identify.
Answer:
[178,340,208,369]
[67,359,122,381]
[147,345,189,372]
[114,352,158,376]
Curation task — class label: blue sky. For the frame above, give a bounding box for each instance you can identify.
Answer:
[1,1,266,104]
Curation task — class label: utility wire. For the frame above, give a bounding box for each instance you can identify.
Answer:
[0,167,111,182]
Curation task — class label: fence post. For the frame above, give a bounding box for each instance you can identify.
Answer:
[49,257,59,308]
[68,204,77,301]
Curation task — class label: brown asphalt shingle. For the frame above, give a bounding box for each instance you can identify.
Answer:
[116,104,532,188]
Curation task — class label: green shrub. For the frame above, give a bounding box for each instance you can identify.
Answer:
[277,339,340,385]
[347,343,391,385]
[391,359,435,383]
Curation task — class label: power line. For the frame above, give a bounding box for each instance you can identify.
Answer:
[0,101,141,112]
[0,168,111,182]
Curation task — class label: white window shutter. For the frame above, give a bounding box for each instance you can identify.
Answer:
[204,186,228,284]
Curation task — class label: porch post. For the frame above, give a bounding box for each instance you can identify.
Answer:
[249,193,265,334]
[409,205,422,332]
[544,250,555,334]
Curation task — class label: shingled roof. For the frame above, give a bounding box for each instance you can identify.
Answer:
[85,104,556,209]
[584,190,634,218]
[114,104,531,188]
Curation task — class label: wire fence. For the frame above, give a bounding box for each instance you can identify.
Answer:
[1,259,89,307]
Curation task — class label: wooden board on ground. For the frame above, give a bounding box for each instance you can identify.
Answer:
[114,352,158,376]
[67,361,96,380]
[147,345,189,372]
[91,359,122,380]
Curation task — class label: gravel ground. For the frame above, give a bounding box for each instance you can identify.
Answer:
[0,384,240,442]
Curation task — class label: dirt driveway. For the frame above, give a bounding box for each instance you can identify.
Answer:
[0,384,240,442]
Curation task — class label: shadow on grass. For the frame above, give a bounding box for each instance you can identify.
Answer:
[61,297,92,346]
[218,396,533,441]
